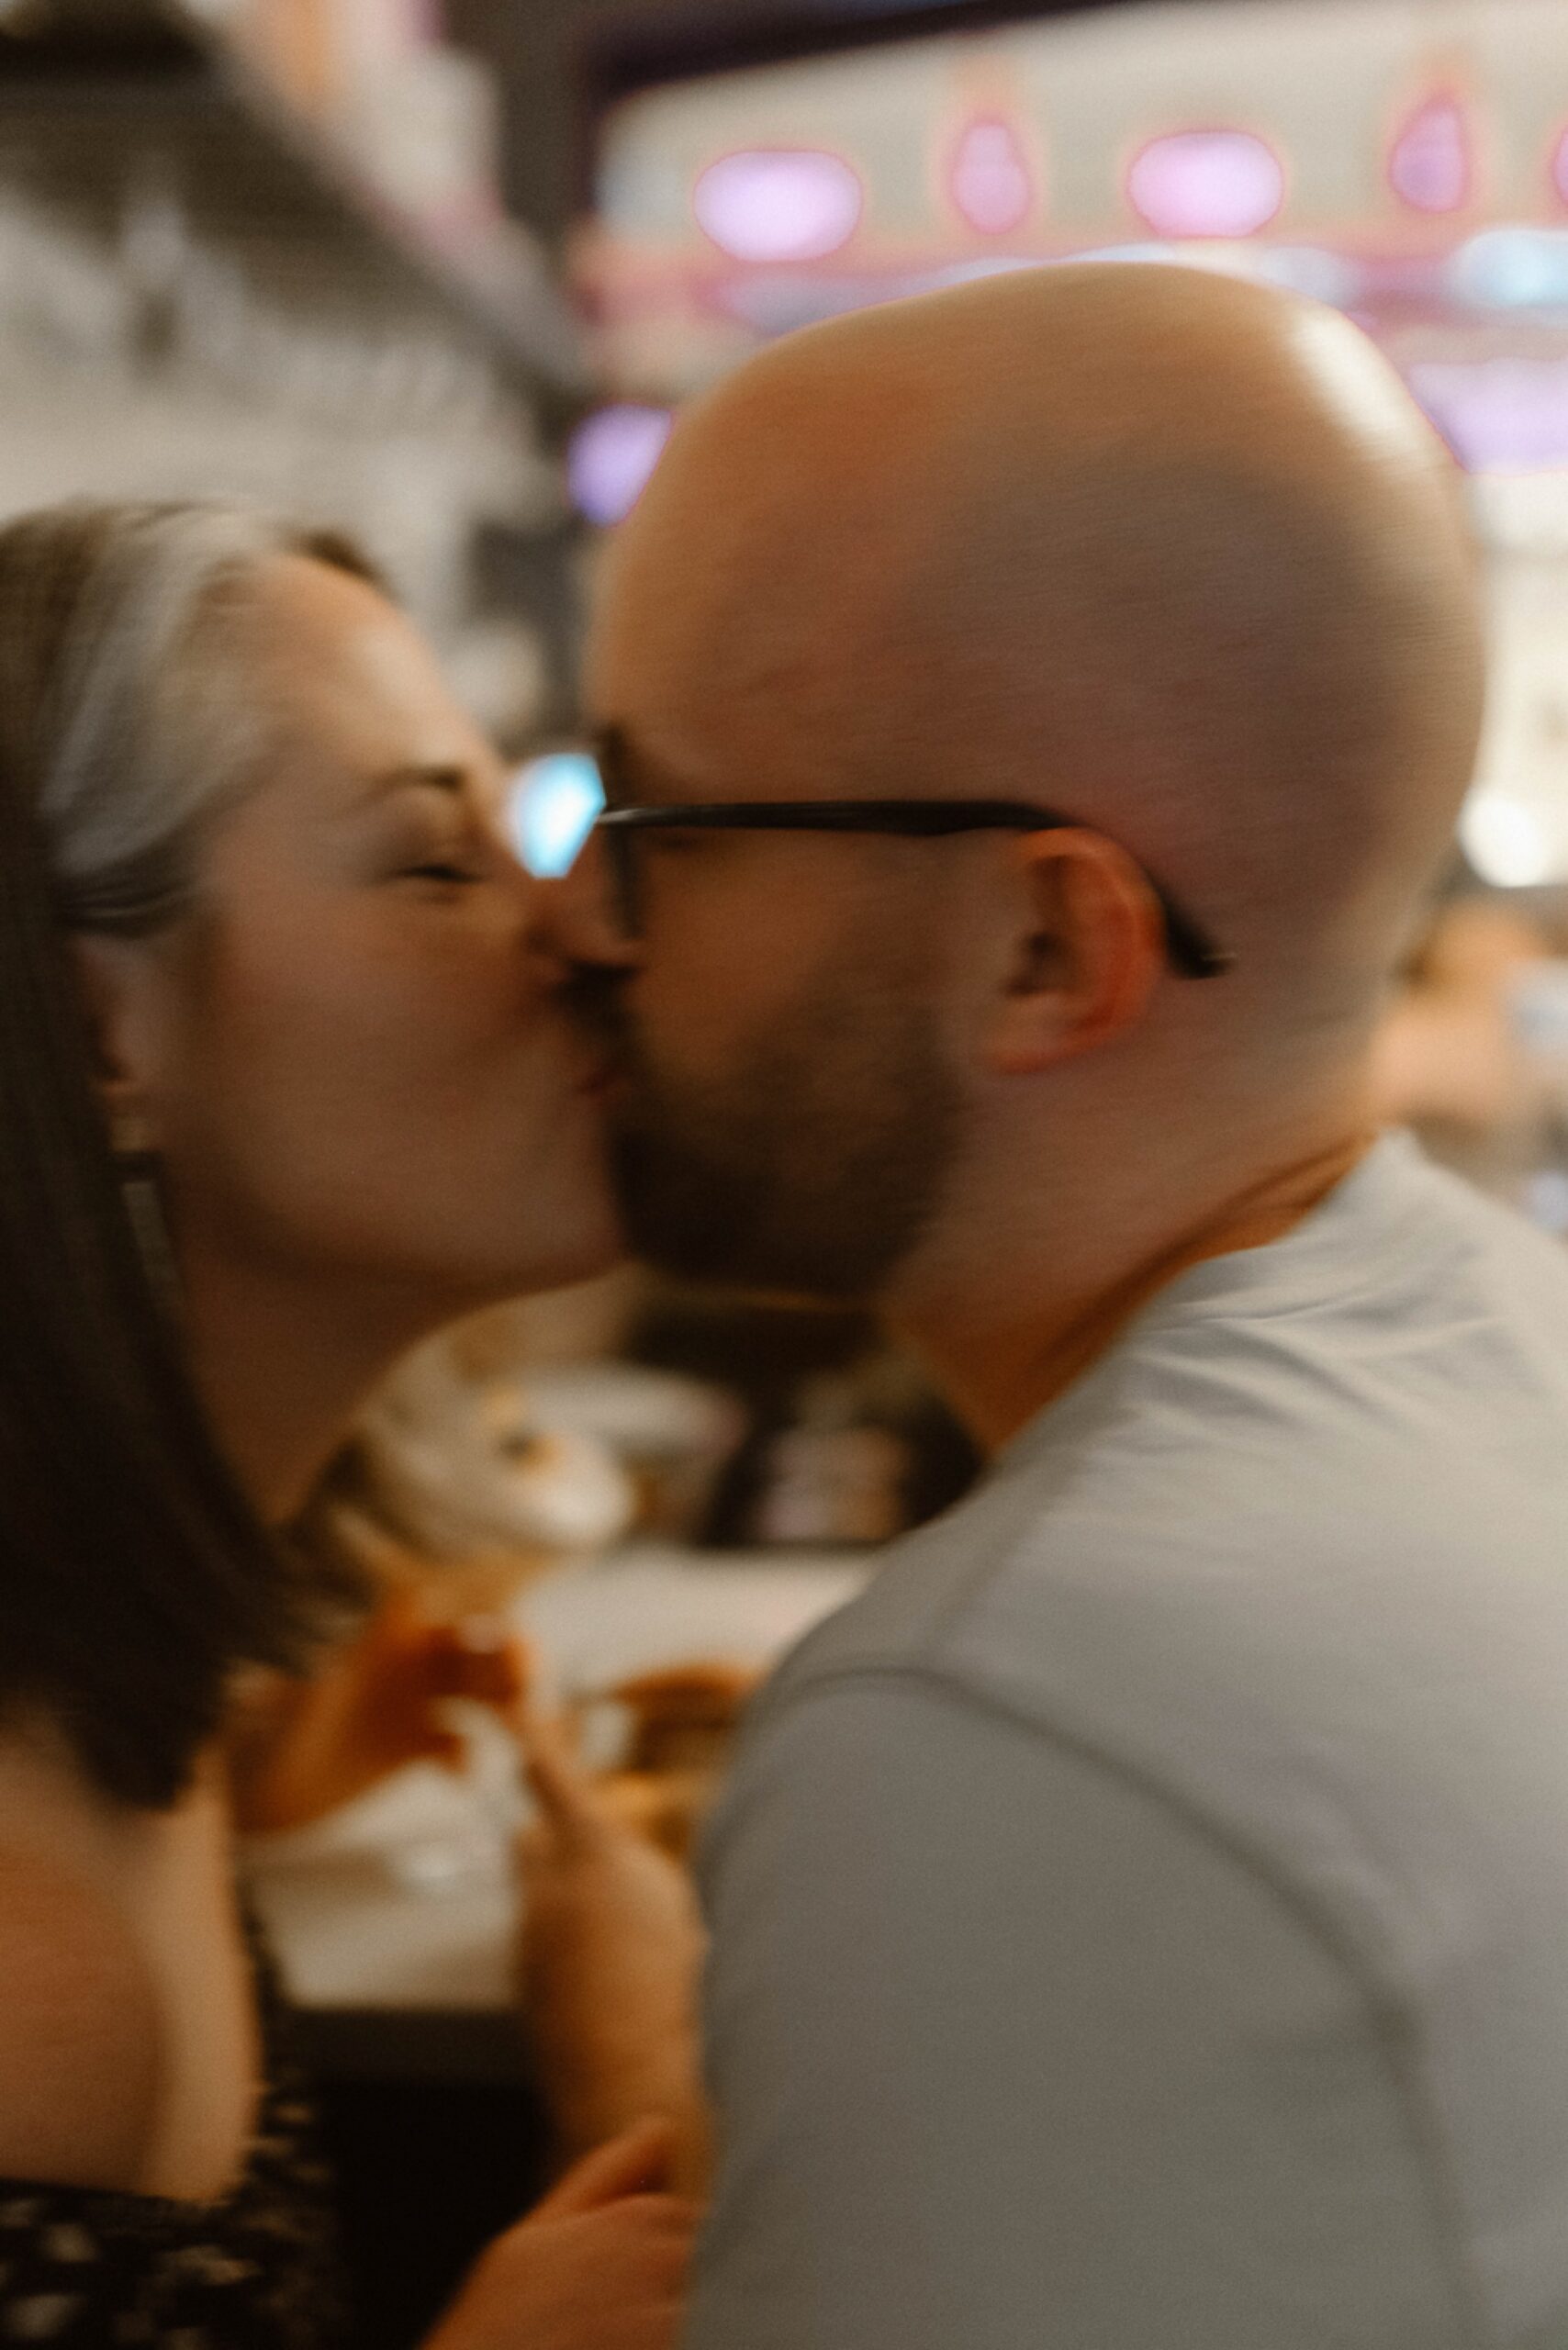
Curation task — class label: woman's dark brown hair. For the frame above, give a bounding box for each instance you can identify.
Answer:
[0,500,380,1807]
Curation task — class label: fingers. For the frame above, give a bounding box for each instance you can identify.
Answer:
[420,2192,697,2350]
[423,1622,532,1709]
[514,1703,609,1847]
[608,1662,759,1717]
[532,2120,680,2217]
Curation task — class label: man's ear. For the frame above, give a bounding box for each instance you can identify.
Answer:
[68,935,169,1154]
[981,829,1166,1077]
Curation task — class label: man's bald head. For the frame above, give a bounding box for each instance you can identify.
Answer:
[569,265,1488,1322]
[593,264,1484,1013]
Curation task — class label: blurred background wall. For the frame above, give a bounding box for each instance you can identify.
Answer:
[0,0,585,738]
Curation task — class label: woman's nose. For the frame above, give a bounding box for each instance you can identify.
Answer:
[532,852,640,974]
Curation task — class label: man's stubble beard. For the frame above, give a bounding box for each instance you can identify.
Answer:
[600,968,965,1304]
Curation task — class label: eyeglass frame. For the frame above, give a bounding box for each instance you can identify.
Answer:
[577,739,1231,980]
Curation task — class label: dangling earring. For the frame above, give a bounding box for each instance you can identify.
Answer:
[113,1119,182,1322]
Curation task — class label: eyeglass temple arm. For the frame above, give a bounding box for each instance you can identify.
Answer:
[593,800,1231,978]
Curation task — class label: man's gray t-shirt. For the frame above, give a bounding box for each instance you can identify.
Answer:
[684,1139,1568,2350]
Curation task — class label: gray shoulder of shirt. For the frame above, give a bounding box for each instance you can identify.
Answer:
[739,1144,1568,1779]
[715,1205,1568,1997]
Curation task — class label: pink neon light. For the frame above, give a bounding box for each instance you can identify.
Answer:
[568,406,675,529]
[1389,95,1472,214]
[1126,130,1284,240]
[950,118,1035,236]
[694,151,864,264]
[1408,360,1568,472]
[1553,125,1568,207]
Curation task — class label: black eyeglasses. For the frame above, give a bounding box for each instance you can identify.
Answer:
[588,797,1231,980]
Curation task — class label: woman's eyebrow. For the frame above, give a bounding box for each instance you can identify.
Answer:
[357,762,473,806]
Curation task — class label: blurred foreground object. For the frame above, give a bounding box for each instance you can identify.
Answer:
[575,1662,762,1863]
[1373,893,1568,1224]
[520,1362,748,1547]
[1375,897,1547,1131]
[229,1595,530,1833]
[627,1292,980,1548]
[300,1326,637,1607]
[239,1550,869,2025]
[1506,957,1568,1234]
[258,1333,634,1835]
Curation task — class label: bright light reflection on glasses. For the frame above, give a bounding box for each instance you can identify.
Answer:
[509,752,607,878]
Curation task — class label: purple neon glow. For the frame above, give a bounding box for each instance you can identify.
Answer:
[568,405,675,528]
[1389,96,1472,214]
[694,150,863,263]
[1408,360,1568,471]
[1126,130,1283,240]
[950,118,1035,236]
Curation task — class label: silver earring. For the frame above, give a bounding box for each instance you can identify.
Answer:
[116,1144,183,1322]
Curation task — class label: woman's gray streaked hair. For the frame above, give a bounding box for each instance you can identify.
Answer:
[0,498,382,1809]
[34,501,383,935]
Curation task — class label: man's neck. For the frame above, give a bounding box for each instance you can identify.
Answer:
[892,1128,1374,1454]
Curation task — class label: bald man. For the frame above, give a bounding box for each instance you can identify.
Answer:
[545,265,1568,2347]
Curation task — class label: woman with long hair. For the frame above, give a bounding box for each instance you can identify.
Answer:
[0,499,692,2349]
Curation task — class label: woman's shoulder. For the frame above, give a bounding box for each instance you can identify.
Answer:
[0,1813,161,2195]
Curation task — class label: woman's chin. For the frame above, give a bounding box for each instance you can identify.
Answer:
[507,1206,629,1300]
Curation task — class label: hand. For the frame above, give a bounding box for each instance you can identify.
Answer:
[516,1708,711,2186]
[229,1597,530,1833]
[421,2120,697,2350]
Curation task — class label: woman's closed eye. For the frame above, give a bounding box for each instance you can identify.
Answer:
[400,856,486,885]
[386,822,496,888]
[366,768,516,891]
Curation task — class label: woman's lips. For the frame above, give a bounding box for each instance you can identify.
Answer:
[577,1057,625,1102]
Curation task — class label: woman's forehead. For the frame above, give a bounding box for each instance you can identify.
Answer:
[243,559,500,800]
